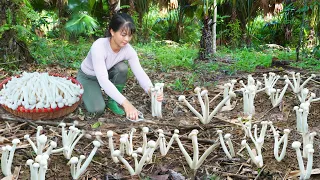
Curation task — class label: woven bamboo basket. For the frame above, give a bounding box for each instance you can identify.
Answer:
[0,73,83,120]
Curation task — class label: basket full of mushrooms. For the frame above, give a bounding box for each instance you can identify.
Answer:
[0,72,83,120]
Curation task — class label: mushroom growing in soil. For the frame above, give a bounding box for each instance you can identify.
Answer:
[269,122,290,162]
[217,130,235,159]
[292,142,314,180]
[112,140,157,176]
[178,87,236,124]
[173,129,219,170]
[239,75,265,115]
[1,138,20,176]
[68,141,101,180]
[284,72,316,94]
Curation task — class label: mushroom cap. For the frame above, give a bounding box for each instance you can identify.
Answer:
[93,140,101,147]
[107,130,113,137]
[188,130,198,138]
[174,129,179,134]
[80,155,86,160]
[293,106,299,110]
[217,130,223,134]
[263,74,267,77]
[200,90,208,96]
[270,88,276,93]
[85,133,92,139]
[132,153,137,158]
[269,72,275,76]
[137,147,143,153]
[50,141,57,148]
[241,140,247,146]
[147,140,156,148]
[229,91,236,98]
[284,75,288,79]
[12,138,20,144]
[59,123,66,127]
[157,129,163,133]
[33,163,40,168]
[24,134,30,139]
[284,129,291,134]
[261,121,268,125]
[142,127,149,133]
[35,155,42,162]
[194,87,201,93]
[231,79,237,84]
[95,131,103,136]
[311,74,316,78]
[120,137,127,143]
[38,135,48,144]
[292,141,301,148]
[131,128,136,133]
[69,157,79,164]
[256,138,263,144]
[26,159,34,165]
[178,95,185,101]
[224,133,231,139]
[37,126,43,131]
[73,121,79,126]
[112,150,121,157]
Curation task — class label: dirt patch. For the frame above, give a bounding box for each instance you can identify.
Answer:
[0,64,320,180]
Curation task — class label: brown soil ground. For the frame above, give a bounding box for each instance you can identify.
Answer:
[0,62,320,180]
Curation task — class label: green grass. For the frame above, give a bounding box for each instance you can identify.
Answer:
[28,37,319,78]
[134,41,198,72]
[29,37,90,68]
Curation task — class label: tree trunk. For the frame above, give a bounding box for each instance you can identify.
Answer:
[212,0,217,54]
[199,16,213,60]
[108,0,119,17]
[0,0,34,67]
[296,0,307,61]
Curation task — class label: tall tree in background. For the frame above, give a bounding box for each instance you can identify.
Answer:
[0,0,34,67]
[213,0,217,53]
[199,0,213,60]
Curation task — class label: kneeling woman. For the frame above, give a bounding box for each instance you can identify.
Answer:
[77,13,162,120]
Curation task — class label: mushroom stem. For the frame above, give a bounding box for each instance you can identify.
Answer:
[106,130,119,163]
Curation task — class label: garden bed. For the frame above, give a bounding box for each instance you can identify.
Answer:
[0,64,319,180]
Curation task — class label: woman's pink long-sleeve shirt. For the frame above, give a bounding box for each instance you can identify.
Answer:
[81,37,153,104]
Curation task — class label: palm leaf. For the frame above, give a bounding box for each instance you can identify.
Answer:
[65,13,99,35]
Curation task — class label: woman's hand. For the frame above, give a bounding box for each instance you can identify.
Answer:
[122,99,139,120]
[156,92,164,102]
[148,88,164,102]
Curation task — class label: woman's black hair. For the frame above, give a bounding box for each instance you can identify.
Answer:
[106,13,136,37]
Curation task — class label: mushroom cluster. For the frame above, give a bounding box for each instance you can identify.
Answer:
[0,72,83,110]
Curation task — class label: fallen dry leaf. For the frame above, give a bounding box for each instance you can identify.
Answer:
[288,168,320,178]
[1,175,13,180]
